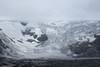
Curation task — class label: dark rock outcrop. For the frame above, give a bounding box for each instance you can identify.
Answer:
[21,28,35,36]
[20,22,27,26]
[69,41,91,55]
[37,34,48,42]
[27,39,35,43]
[17,40,23,43]
[33,35,37,39]
[92,35,100,51]
[69,34,100,57]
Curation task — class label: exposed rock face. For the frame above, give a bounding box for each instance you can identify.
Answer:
[37,34,48,42]
[21,27,48,43]
[21,28,35,36]
[33,35,37,39]
[0,38,9,55]
[69,34,100,57]
[20,22,27,26]
[27,39,35,43]
[92,35,100,51]
[69,41,91,54]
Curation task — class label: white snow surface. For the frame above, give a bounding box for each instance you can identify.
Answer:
[0,20,100,59]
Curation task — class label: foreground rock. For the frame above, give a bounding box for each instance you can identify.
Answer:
[1,57,100,67]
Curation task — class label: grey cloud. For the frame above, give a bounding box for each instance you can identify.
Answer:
[0,0,100,22]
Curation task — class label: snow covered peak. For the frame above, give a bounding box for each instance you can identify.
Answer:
[0,21,51,59]
[0,20,100,59]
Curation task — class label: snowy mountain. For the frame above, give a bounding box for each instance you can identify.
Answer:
[0,20,100,59]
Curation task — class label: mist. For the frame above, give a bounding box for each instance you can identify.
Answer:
[0,0,100,23]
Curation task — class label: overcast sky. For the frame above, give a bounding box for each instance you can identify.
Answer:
[0,0,100,22]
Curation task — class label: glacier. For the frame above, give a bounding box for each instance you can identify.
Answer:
[0,20,100,59]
